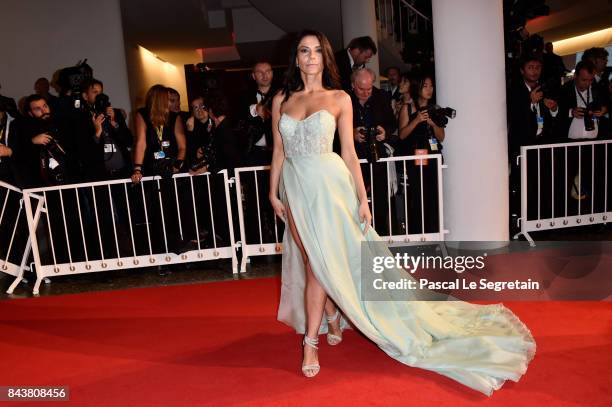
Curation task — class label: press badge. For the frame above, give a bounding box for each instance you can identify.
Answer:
[429,137,439,151]
[154,151,166,160]
[536,115,544,132]
[48,158,60,169]
[104,144,116,153]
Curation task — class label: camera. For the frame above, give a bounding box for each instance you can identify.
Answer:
[151,156,177,179]
[418,105,456,128]
[57,59,93,110]
[93,93,111,116]
[41,128,68,184]
[583,102,600,132]
[190,154,209,173]
[359,126,383,163]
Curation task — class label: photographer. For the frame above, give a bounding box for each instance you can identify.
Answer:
[77,79,133,181]
[132,84,187,183]
[130,85,187,255]
[351,68,396,161]
[19,94,75,187]
[350,68,396,236]
[0,108,16,184]
[559,60,607,141]
[396,74,445,234]
[185,96,215,173]
[559,60,609,213]
[508,54,559,159]
[507,54,560,224]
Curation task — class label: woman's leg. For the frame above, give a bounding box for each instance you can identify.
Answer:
[284,204,326,339]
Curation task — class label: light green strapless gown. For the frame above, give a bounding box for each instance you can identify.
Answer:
[276,109,535,396]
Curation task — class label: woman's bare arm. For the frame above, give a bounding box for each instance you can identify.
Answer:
[268,92,287,219]
[133,112,147,166]
[337,92,368,205]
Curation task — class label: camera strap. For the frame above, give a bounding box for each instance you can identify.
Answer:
[575,85,590,108]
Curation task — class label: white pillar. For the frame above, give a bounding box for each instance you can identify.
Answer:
[340,0,381,85]
[432,0,509,243]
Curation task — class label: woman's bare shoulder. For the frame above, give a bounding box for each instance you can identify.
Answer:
[330,89,351,107]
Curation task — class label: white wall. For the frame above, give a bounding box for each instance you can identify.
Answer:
[0,0,130,113]
[123,45,189,112]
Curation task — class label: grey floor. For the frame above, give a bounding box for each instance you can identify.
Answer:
[1,224,610,300]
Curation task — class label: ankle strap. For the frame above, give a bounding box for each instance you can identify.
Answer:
[326,310,340,323]
[303,335,319,349]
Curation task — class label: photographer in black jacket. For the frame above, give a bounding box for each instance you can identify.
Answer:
[507,54,560,224]
[350,68,396,236]
[76,78,132,181]
[18,94,76,187]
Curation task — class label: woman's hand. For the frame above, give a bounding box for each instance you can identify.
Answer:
[358,200,372,235]
[416,110,429,123]
[131,168,143,184]
[270,196,286,222]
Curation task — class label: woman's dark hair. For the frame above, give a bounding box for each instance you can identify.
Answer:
[400,71,412,83]
[409,73,435,106]
[282,30,341,103]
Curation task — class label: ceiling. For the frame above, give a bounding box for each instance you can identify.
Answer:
[119,0,611,69]
[119,0,250,67]
[526,0,612,43]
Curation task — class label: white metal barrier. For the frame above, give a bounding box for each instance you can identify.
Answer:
[22,171,237,294]
[3,154,449,291]
[234,154,448,272]
[0,181,34,294]
[513,140,611,245]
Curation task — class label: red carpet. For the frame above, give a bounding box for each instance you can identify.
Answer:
[0,277,610,406]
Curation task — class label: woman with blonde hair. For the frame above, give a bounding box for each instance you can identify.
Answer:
[132,84,187,182]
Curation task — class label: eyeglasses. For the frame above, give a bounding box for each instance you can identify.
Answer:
[192,104,208,111]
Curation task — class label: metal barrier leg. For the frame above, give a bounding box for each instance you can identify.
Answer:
[6,237,32,294]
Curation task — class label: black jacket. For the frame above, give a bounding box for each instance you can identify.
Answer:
[240,88,275,156]
[75,108,132,181]
[350,87,397,159]
[334,49,360,91]
[507,80,560,158]
[557,81,607,139]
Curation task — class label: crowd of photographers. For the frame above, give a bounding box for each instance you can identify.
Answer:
[507,44,612,226]
[1,37,610,240]
[0,36,456,193]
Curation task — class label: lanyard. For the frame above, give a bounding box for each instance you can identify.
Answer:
[155,125,164,143]
[575,86,590,107]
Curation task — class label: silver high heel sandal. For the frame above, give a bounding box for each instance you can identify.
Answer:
[326,310,343,346]
[302,335,320,378]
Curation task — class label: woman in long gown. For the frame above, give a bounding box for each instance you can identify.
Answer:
[268,30,535,396]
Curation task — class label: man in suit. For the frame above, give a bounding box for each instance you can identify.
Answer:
[507,53,560,224]
[242,61,276,166]
[508,53,559,159]
[334,36,378,91]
